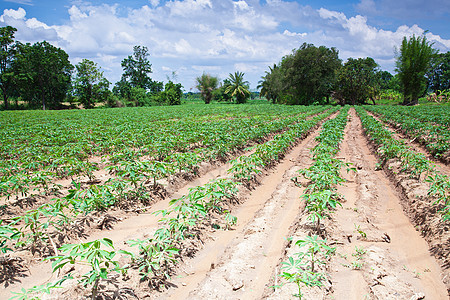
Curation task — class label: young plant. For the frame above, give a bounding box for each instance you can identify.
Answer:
[126,237,179,284]
[48,238,132,300]
[279,235,335,299]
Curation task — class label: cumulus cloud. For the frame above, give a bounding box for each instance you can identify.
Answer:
[0,1,449,90]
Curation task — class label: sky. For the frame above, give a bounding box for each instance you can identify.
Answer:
[0,0,449,91]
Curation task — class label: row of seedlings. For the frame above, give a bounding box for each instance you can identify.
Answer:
[0,107,331,264]
[276,107,351,299]
[9,107,337,299]
[355,106,449,221]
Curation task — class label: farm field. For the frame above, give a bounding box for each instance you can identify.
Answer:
[0,104,449,299]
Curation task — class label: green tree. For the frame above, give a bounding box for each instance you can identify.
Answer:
[225,71,251,104]
[13,41,73,110]
[113,78,132,100]
[427,51,450,94]
[0,26,17,110]
[258,64,283,104]
[334,57,379,105]
[196,73,218,104]
[73,59,111,109]
[160,80,183,105]
[395,35,438,105]
[121,45,153,90]
[278,43,341,105]
[376,70,394,90]
[213,79,233,102]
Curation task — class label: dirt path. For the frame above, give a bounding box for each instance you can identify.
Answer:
[153,128,320,300]
[329,108,447,299]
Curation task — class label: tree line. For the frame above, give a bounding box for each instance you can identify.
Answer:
[258,36,449,106]
[1,24,448,110]
[0,26,183,110]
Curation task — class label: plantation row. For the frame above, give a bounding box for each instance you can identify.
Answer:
[356,107,449,221]
[279,107,350,298]
[365,105,450,159]
[0,105,328,201]
[5,107,338,299]
[1,104,449,299]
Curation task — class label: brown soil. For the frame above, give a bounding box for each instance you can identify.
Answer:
[328,108,447,299]
[1,108,448,300]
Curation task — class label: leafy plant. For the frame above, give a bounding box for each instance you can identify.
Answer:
[48,238,132,300]
[279,235,335,299]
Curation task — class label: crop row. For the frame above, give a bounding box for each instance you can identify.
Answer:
[355,106,449,221]
[364,105,450,158]
[369,105,450,127]
[278,107,350,299]
[7,107,338,299]
[1,105,329,201]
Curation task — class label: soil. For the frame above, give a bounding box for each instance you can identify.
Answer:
[1,107,448,300]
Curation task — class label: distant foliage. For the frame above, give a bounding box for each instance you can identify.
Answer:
[225,71,251,104]
[13,41,73,110]
[259,43,341,105]
[73,59,111,109]
[334,57,379,105]
[427,51,450,94]
[196,73,219,104]
[396,35,438,105]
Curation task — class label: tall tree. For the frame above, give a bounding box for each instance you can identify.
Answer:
[73,59,111,109]
[334,57,379,105]
[0,26,17,110]
[278,43,341,105]
[225,71,250,104]
[121,45,153,90]
[213,79,233,102]
[395,34,438,105]
[427,51,450,94]
[160,80,183,105]
[258,64,282,104]
[196,73,218,104]
[13,41,73,110]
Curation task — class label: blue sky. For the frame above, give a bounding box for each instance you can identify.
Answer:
[1,0,449,91]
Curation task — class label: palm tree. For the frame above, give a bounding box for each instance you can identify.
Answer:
[225,71,251,104]
[196,73,218,104]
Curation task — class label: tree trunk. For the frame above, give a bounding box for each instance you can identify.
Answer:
[42,93,46,110]
[2,93,8,110]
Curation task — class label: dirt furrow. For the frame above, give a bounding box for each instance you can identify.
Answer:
[0,161,234,298]
[153,128,321,300]
[329,108,447,299]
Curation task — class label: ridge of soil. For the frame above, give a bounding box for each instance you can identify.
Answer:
[264,108,448,299]
[357,108,450,295]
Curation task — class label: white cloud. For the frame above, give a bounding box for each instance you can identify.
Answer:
[0,7,26,21]
[283,30,307,38]
[149,0,160,7]
[0,2,448,90]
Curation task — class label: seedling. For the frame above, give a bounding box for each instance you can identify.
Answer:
[48,238,132,300]
[354,224,367,239]
[278,235,335,299]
